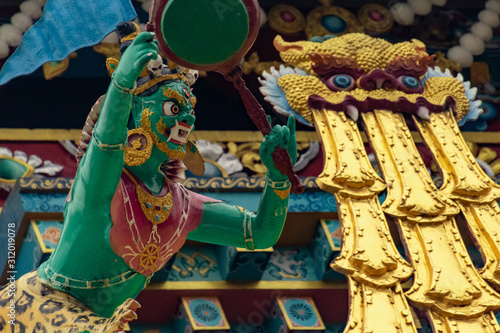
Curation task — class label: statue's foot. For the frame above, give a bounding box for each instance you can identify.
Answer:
[117,298,141,324]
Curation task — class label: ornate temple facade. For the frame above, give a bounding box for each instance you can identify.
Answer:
[1,1,500,332]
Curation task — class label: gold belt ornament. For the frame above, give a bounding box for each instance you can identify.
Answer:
[261,33,500,332]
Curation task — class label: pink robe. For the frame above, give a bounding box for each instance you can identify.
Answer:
[109,171,215,276]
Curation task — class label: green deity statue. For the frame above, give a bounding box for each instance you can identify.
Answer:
[0,22,297,332]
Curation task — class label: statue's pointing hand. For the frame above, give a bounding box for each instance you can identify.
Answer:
[113,32,159,88]
[260,115,298,181]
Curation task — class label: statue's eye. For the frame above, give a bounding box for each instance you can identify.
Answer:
[183,87,191,100]
[324,74,355,91]
[163,101,179,116]
[400,76,420,88]
[398,76,422,93]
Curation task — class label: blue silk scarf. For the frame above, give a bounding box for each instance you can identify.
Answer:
[0,0,136,85]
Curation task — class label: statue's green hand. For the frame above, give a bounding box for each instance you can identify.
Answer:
[260,115,298,181]
[113,32,159,88]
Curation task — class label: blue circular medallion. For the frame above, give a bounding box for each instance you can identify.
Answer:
[321,15,347,34]
[189,299,222,326]
[285,300,318,327]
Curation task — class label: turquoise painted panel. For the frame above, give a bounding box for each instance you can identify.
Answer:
[288,192,337,213]
[266,297,325,332]
[215,246,272,281]
[15,220,63,278]
[15,224,43,276]
[309,225,330,281]
[20,193,67,212]
[227,249,271,281]
[34,220,63,251]
[323,220,341,247]
[206,192,260,211]
[282,298,323,329]
[321,220,345,281]
[172,302,191,333]
[168,246,221,282]
[185,298,227,329]
[261,247,317,281]
[309,220,345,281]
[266,302,287,333]
[207,191,338,213]
[215,245,235,280]
[14,180,387,214]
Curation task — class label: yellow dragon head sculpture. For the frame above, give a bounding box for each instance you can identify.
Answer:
[260,33,481,126]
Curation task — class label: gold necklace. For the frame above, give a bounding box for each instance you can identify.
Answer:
[123,168,173,225]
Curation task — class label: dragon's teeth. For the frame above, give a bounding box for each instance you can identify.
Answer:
[345,104,359,122]
[417,106,431,121]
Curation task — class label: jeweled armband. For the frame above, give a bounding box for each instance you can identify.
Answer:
[92,131,127,152]
[242,211,255,251]
[266,176,291,199]
[266,176,291,189]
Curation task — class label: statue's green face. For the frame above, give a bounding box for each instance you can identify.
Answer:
[134,81,196,158]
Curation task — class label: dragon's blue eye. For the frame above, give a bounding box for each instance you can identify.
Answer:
[397,75,423,93]
[401,76,420,89]
[325,74,355,91]
[333,75,352,88]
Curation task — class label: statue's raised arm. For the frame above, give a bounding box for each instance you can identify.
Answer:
[77,28,159,207]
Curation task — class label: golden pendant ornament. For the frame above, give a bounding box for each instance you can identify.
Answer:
[135,182,173,225]
[123,168,173,225]
[124,128,153,166]
[139,243,161,272]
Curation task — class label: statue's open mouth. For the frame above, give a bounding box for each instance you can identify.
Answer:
[308,94,455,122]
[165,121,192,145]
